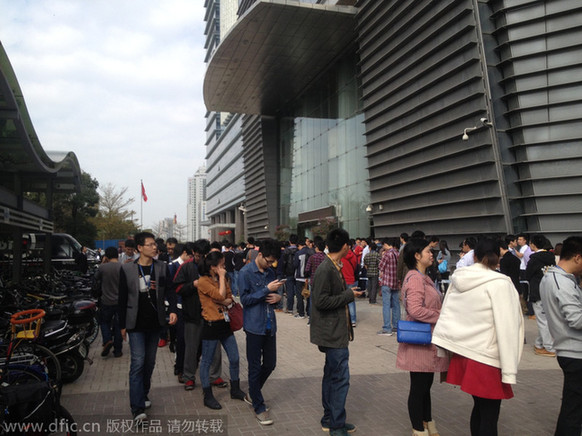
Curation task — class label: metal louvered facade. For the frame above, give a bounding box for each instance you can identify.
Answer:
[241,115,280,239]
[490,0,582,243]
[357,0,511,243]
[356,0,582,245]
[203,0,582,245]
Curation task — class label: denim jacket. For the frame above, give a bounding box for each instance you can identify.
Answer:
[239,260,277,336]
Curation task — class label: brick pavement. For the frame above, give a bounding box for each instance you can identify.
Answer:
[62,298,563,435]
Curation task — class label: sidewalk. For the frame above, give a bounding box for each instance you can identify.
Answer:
[62,298,562,435]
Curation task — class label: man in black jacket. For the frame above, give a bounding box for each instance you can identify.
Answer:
[526,234,557,357]
[310,229,363,436]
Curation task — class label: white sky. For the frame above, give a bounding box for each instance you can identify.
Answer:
[0,0,208,231]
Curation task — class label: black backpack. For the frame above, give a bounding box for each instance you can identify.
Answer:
[284,247,298,277]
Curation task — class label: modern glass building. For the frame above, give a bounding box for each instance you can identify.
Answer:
[204,0,582,246]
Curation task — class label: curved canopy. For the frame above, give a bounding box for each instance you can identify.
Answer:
[204,0,357,116]
[0,41,81,195]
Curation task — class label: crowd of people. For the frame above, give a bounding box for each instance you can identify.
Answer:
[91,229,582,436]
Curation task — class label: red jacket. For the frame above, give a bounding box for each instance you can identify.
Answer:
[341,250,358,285]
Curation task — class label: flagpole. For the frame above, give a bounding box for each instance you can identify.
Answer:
[140,179,143,230]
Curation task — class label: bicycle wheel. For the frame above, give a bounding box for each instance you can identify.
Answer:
[12,343,62,386]
[52,405,77,436]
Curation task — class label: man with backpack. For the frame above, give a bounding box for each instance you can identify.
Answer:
[282,235,299,315]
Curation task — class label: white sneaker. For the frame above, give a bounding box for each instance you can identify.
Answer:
[256,410,273,425]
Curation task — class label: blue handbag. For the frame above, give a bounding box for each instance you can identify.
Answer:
[396,320,432,345]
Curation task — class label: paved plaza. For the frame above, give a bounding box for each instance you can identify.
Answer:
[62,298,562,435]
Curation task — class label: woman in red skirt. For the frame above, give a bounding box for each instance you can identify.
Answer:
[432,238,524,436]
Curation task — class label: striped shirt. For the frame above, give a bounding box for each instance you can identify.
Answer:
[379,248,399,289]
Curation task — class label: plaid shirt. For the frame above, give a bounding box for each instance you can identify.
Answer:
[306,252,326,278]
[363,251,381,277]
[379,248,399,288]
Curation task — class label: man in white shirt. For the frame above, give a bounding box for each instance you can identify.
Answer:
[455,237,476,269]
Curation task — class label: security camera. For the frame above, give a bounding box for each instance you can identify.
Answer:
[480,118,493,127]
[462,127,477,141]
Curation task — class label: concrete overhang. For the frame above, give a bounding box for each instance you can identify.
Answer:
[204,0,357,116]
[0,42,81,195]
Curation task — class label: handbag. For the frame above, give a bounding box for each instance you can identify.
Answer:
[301,281,310,298]
[438,260,448,274]
[396,320,432,345]
[227,302,243,332]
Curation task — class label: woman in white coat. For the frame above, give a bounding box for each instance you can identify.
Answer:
[432,238,524,436]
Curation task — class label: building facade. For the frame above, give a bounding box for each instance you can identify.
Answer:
[187,166,209,241]
[203,0,582,247]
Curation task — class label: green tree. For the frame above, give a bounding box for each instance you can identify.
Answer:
[52,172,100,247]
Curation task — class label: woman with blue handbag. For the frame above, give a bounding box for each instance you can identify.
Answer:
[396,238,449,436]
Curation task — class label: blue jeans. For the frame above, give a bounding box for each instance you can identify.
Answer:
[286,277,305,316]
[228,271,239,296]
[246,332,276,413]
[128,330,160,413]
[200,335,240,389]
[319,346,350,430]
[347,283,357,324]
[99,304,122,354]
[381,286,400,333]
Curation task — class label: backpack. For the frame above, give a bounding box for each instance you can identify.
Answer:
[284,247,298,277]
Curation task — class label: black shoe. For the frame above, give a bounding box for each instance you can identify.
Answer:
[203,387,222,410]
[113,351,123,358]
[230,380,247,401]
[101,340,113,357]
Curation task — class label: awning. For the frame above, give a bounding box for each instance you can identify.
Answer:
[204,0,357,116]
[0,42,81,195]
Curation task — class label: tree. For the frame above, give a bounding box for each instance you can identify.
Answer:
[52,172,100,247]
[92,183,139,240]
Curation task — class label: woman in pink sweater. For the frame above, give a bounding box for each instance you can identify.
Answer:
[396,238,449,436]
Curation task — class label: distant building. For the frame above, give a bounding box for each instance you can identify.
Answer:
[203,0,582,246]
[187,166,209,241]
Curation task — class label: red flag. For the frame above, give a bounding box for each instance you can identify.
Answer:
[141,181,148,202]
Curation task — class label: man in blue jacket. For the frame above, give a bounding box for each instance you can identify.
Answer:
[239,238,285,426]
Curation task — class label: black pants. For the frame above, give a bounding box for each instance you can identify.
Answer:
[470,396,501,436]
[408,372,434,431]
[556,356,582,435]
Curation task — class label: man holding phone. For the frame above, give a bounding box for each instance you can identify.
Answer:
[239,239,285,425]
[310,229,363,436]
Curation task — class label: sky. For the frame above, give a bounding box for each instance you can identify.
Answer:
[0,0,208,231]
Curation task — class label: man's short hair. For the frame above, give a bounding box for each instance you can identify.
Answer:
[559,236,582,261]
[517,233,529,242]
[411,230,425,239]
[173,243,186,257]
[105,246,118,259]
[289,234,299,245]
[400,233,409,242]
[531,234,547,250]
[135,232,155,247]
[258,239,281,259]
[210,241,222,251]
[124,239,136,248]
[247,237,256,245]
[498,239,509,250]
[193,239,211,256]
[429,235,440,244]
[326,229,350,254]
[315,240,326,252]
[166,237,178,245]
[403,238,429,270]
[504,234,516,245]
[464,237,477,249]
